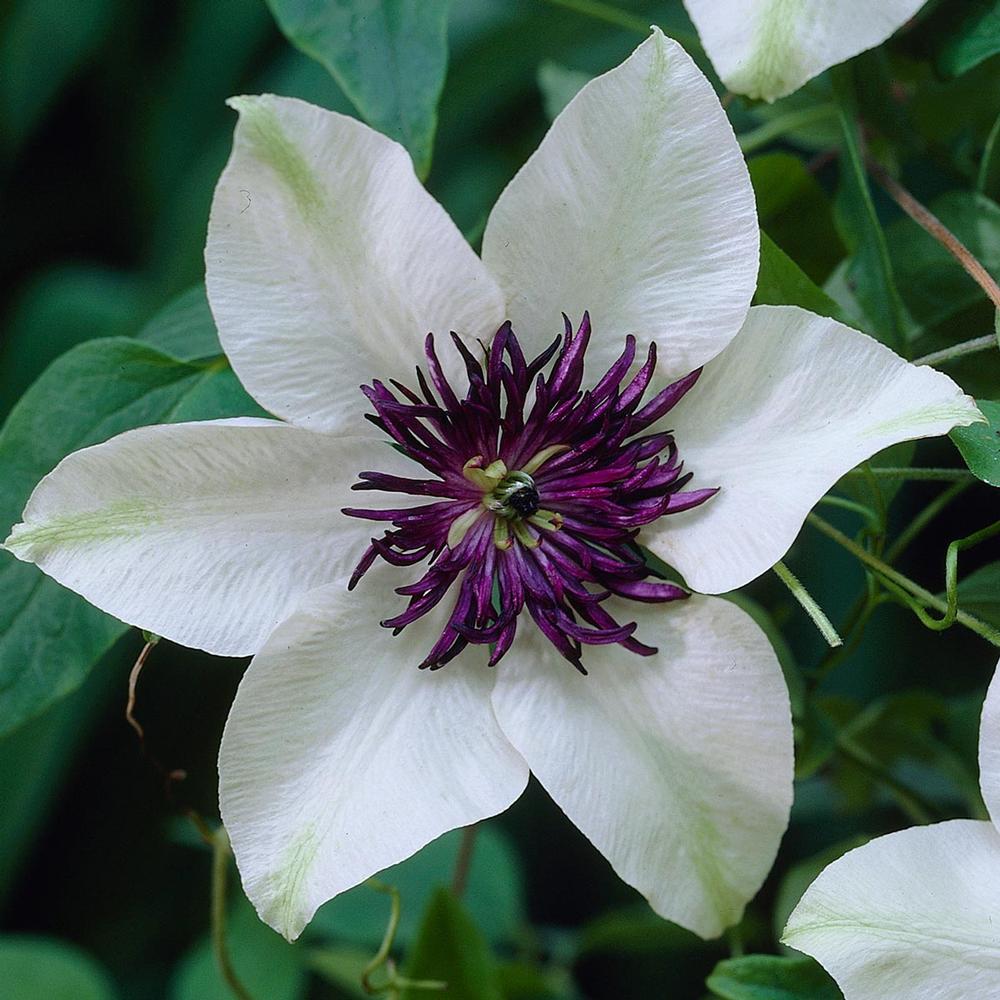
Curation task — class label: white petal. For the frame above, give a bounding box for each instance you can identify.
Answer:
[206,94,505,432]
[684,0,927,102]
[219,574,529,940]
[783,820,1000,999]
[491,594,793,939]
[4,420,407,655]
[481,28,758,380]
[978,660,1000,827]
[647,305,982,595]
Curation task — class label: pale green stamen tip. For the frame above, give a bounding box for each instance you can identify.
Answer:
[529,510,563,531]
[493,518,513,550]
[520,444,570,477]
[511,520,540,549]
[463,455,508,492]
[447,507,483,549]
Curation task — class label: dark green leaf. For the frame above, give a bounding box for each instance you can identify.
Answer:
[171,895,307,1000]
[749,153,845,282]
[0,664,112,904]
[0,0,115,155]
[831,66,910,349]
[707,955,841,1000]
[951,398,1000,486]
[0,265,149,416]
[308,825,524,948]
[497,960,574,1000]
[755,232,844,321]
[886,192,1000,337]
[0,937,117,1000]
[401,888,504,1000]
[0,339,263,735]
[577,904,705,956]
[937,0,1000,78]
[264,0,450,179]
[136,284,222,362]
[537,61,591,121]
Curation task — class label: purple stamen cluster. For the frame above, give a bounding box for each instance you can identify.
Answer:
[343,314,716,672]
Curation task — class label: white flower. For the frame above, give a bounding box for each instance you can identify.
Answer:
[3,30,979,941]
[683,0,928,101]
[783,658,1000,999]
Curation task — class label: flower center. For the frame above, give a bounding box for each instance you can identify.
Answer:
[342,314,717,673]
[486,469,540,519]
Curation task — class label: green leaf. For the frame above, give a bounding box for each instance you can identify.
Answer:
[755,232,845,321]
[0,339,263,735]
[749,153,845,282]
[537,61,591,121]
[706,955,841,1000]
[136,284,222,362]
[937,0,1000,78]
[171,896,307,1000]
[0,265,149,416]
[831,66,910,349]
[0,937,117,1000]
[263,0,450,179]
[308,825,524,948]
[954,560,1000,626]
[401,888,504,1000]
[952,398,1000,486]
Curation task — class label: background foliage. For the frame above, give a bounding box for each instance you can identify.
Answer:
[1,0,999,997]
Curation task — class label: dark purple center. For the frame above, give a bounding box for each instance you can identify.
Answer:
[343,314,716,673]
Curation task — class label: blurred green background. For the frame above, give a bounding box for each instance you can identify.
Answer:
[1,0,999,997]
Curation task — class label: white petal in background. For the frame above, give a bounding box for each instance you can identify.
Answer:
[219,574,529,940]
[4,421,407,655]
[978,663,1000,825]
[647,304,982,595]
[683,0,928,102]
[783,820,1000,1000]
[491,594,793,939]
[482,28,759,381]
[206,94,506,434]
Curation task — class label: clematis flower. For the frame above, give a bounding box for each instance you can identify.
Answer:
[783,660,1000,998]
[3,30,980,941]
[683,0,928,101]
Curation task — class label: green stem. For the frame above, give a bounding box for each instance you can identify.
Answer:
[773,561,842,647]
[843,467,975,482]
[738,104,837,155]
[913,334,998,368]
[363,881,446,997]
[212,828,255,1000]
[816,494,881,532]
[807,513,1000,646]
[911,520,1000,630]
[885,480,970,563]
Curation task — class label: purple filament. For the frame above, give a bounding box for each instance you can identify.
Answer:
[343,314,716,673]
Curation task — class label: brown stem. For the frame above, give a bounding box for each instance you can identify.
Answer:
[868,160,1000,311]
[125,638,156,742]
